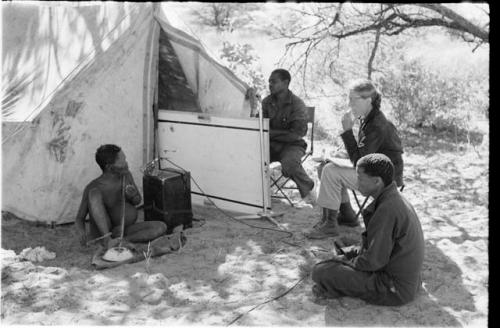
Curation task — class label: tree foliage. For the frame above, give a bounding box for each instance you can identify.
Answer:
[270,3,489,133]
[274,3,488,81]
[187,3,489,134]
[190,3,260,32]
[219,42,266,95]
[379,57,488,132]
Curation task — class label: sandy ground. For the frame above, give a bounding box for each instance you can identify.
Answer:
[1,130,488,326]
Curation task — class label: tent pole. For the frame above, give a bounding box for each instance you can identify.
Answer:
[235,103,285,229]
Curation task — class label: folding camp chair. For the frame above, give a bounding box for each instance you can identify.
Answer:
[351,183,405,220]
[270,106,315,206]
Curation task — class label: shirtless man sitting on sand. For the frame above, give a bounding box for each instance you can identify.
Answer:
[75,144,166,247]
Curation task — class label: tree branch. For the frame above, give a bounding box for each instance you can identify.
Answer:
[367,26,382,79]
[271,3,488,96]
[413,3,488,42]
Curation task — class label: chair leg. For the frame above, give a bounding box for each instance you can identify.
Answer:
[272,181,295,206]
[270,169,295,206]
[270,175,282,189]
[351,190,369,220]
[352,190,362,208]
[353,196,369,220]
[279,177,294,190]
[270,175,295,206]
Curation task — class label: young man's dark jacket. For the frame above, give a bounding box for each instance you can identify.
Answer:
[261,90,308,154]
[341,107,404,186]
[354,181,425,305]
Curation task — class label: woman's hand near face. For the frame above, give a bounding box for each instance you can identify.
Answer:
[341,111,354,132]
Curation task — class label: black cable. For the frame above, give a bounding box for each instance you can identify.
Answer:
[226,275,307,326]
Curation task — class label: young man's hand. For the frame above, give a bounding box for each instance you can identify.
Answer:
[342,245,361,260]
[329,254,347,262]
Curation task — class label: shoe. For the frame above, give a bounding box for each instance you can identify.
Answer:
[338,202,360,227]
[295,200,313,209]
[305,211,339,239]
[312,207,329,229]
[312,219,325,229]
[312,220,324,229]
[302,187,317,205]
[305,226,339,239]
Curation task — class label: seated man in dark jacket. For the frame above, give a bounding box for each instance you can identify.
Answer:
[256,69,315,202]
[306,79,404,239]
[311,153,425,306]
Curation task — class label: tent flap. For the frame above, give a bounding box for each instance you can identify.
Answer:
[2,2,155,223]
[2,2,253,224]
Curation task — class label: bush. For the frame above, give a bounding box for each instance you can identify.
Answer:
[314,120,332,142]
[378,58,488,133]
[190,3,259,32]
[219,42,267,95]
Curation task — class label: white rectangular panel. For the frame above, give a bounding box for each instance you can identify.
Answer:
[158,110,270,214]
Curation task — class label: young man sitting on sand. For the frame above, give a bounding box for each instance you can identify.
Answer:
[311,153,425,306]
[75,144,167,248]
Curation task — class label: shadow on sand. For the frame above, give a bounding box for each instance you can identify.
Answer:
[323,240,473,326]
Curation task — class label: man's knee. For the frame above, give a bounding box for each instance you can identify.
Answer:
[125,221,167,242]
[321,164,355,189]
[322,163,341,178]
[312,261,341,283]
[311,264,325,283]
[146,221,168,235]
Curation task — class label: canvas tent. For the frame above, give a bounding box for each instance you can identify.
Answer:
[2,2,260,225]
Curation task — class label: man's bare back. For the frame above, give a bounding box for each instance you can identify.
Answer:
[86,173,140,229]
